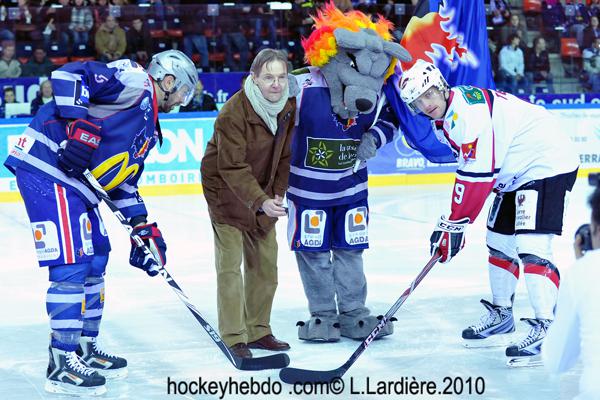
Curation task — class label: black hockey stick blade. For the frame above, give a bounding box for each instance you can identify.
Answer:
[237,353,290,371]
[279,253,440,384]
[279,366,345,384]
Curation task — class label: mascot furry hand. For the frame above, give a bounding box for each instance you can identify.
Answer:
[299,2,411,119]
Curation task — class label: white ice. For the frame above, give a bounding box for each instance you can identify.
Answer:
[0,180,593,399]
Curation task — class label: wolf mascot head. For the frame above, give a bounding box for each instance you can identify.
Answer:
[300,3,411,119]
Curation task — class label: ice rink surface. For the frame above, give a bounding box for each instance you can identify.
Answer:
[0,180,594,399]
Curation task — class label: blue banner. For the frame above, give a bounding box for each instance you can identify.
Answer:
[386,0,496,165]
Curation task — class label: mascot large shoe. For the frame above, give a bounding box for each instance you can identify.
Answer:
[339,309,396,340]
[297,315,341,342]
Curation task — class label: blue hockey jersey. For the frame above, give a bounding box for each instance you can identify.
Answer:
[4,60,159,219]
[288,67,398,207]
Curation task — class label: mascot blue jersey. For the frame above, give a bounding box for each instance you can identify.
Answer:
[289,67,397,207]
[4,59,159,219]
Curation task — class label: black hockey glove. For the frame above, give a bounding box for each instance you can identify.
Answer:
[430,216,469,263]
[129,222,167,277]
[57,119,102,178]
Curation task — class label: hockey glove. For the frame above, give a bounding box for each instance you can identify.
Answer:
[356,132,378,161]
[129,223,167,277]
[430,216,470,263]
[57,119,102,178]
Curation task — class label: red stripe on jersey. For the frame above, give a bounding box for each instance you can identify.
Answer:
[524,263,560,289]
[489,255,519,279]
[449,178,495,222]
[481,89,496,171]
[56,185,74,264]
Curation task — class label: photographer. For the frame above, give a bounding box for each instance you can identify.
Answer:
[543,174,600,399]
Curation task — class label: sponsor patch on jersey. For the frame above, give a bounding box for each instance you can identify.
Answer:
[79,213,94,256]
[515,190,538,230]
[459,86,485,105]
[305,137,357,170]
[344,207,368,246]
[300,209,326,247]
[461,138,478,162]
[9,133,35,159]
[32,221,61,261]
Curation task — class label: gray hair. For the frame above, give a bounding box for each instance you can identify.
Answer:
[249,48,289,76]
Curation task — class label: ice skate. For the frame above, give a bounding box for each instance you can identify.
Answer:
[297,316,341,342]
[77,336,128,379]
[505,318,551,367]
[462,299,515,348]
[45,346,106,396]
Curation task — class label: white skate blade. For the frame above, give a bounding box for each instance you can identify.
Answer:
[45,379,107,396]
[506,355,543,368]
[463,332,516,348]
[94,366,128,379]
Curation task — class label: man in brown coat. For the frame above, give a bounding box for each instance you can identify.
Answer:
[201,49,295,358]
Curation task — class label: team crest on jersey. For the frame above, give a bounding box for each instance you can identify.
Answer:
[332,114,357,131]
[132,127,154,159]
[461,138,478,162]
[459,86,485,105]
[445,111,459,130]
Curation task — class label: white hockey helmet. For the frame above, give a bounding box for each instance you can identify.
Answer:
[147,50,198,106]
[399,59,449,114]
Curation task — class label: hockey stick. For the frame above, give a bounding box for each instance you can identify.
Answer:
[82,170,290,371]
[279,252,440,383]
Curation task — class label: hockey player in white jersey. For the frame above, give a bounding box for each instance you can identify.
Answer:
[399,60,579,365]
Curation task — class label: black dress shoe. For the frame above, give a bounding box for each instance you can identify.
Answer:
[247,334,290,351]
[229,343,252,358]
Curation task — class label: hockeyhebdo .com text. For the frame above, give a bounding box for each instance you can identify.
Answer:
[166,375,486,398]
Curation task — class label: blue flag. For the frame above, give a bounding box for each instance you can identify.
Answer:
[386,0,495,164]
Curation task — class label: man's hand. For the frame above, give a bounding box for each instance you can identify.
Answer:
[430,215,470,263]
[57,119,101,178]
[262,195,287,217]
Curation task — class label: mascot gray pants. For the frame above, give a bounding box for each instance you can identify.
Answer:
[295,249,393,341]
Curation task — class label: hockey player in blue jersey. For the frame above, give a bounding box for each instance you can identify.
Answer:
[287,4,412,342]
[4,50,198,396]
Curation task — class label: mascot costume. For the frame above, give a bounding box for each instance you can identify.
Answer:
[287,3,412,342]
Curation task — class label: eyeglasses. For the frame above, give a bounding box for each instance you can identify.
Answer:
[258,75,288,86]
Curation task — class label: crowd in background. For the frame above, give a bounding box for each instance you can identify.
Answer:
[1,0,600,119]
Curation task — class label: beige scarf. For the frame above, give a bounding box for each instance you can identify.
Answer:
[244,77,288,135]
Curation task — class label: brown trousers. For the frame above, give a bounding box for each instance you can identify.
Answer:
[211,221,278,347]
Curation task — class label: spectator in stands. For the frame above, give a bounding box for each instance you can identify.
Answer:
[30,80,53,115]
[289,0,315,67]
[542,0,566,30]
[334,0,353,13]
[14,0,42,43]
[69,0,94,55]
[0,42,22,78]
[565,0,591,48]
[253,5,277,49]
[21,46,55,77]
[583,36,600,91]
[126,16,151,65]
[181,6,209,71]
[490,0,511,28]
[220,5,250,72]
[0,4,17,42]
[91,0,109,26]
[583,15,600,49]
[180,79,217,112]
[0,86,16,119]
[501,14,529,49]
[526,36,555,93]
[95,14,126,62]
[590,0,600,19]
[498,34,530,94]
[42,0,72,54]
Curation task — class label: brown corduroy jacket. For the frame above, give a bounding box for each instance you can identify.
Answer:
[201,89,296,237]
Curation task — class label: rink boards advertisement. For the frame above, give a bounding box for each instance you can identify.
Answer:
[0,106,599,201]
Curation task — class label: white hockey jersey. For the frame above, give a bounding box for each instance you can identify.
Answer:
[432,86,579,222]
